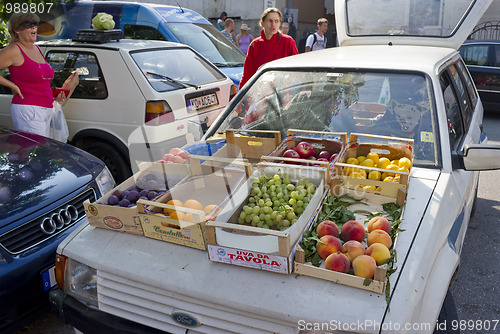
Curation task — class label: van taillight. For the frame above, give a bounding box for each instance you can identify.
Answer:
[229,85,237,101]
[145,101,174,125]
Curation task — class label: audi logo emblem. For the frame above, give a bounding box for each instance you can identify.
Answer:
[40,205,79,235]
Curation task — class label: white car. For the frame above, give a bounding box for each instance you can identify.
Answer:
[0,35,236,182]
[48,1,500,333]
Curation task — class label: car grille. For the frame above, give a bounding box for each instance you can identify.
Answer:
[97,270,297,334]
[0,188,95,254]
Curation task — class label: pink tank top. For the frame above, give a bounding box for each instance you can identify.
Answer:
[9,44,54,108]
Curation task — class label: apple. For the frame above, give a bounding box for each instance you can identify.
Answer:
[317,158,329,162]
[329,153,338,162]
[295,141,316,159]
[283,149,300,159]
[318,150,331,160]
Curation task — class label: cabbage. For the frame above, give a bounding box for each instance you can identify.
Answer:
[91,13,115,30]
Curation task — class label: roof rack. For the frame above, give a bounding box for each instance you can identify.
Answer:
[72,29,123,44]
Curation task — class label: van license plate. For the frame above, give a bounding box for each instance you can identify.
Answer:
[187,93,218,111]
[41,266,56,291]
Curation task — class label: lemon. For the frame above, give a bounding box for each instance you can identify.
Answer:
[377,157,391,169]
[391,159,399,166]
[360,158,375,167]
[397,166,409,173]
[363,185,377,190]
[368,170,382,181]
[356,155,367,163]
[383,176,394,182]
[346,157,360,165]
[366,152,380,164]
[399,157,412,169]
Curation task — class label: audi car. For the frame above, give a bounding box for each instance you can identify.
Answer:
[0,126,114,333]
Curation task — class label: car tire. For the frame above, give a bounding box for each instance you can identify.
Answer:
[434,289,460,334]
[84,142,132,183]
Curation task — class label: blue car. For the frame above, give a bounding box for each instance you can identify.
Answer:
[0,127,114,333]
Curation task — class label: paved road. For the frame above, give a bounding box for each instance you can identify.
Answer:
[15,113,500,334]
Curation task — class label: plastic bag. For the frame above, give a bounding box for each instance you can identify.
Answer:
[50,102,69,142]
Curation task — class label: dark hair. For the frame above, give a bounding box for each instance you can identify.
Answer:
[8,12,40,42]
[219,11,227,19]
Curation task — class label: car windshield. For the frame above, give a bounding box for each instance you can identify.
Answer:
[164,22,246,67]
[208,70,439,167]
[131,48,226,92]
[346,0,475,37]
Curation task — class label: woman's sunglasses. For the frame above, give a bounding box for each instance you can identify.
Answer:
[19,21,39,30]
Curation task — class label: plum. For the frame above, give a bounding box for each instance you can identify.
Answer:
[112,189,124,200]
[147,191,158,200]
[118,199,131,207]
[145,179,161,190]
[107,194,120,205]
[140,189,149,197]
[127,190,140,203]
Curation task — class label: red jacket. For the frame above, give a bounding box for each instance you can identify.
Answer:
[239,30,298,89]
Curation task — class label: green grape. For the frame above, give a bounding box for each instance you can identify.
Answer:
[252,215,260,224]
[276,214,283,222]
[287,212,296,221]
[264,214,271,221]
[307,185,316,194]
[273,174,281,181]
[248,197,256,203]
[270,185,276,192]
[292,203,298,212]
[277,192,284,199]
[243,205,253,214]
[253,177,260,184]
[282,219,291,227]
[245,215,253,224]
[239,211,247,219]
[265,200,273,207]
[296,200,304,207]
[275,180,282,186]
[290,191,299,199]
[248,202,256,208]
[270,211,278,220]
[252,206,260,214]
[251,220,258,227]
[262,224,270,229]
[283,178,292,185]
[297,193,305,201]
[238,217,245,224]
[258,199,265,207]
[291,218,297,225]
[257,220,264,228]
[267,179,275,186]
[286,183,295,191]
[259,213,266,221]
[296,206,304,215]
[289,198,297,205]
[261,185,268,193]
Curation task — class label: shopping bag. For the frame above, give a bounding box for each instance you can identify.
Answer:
[50,102,69,142]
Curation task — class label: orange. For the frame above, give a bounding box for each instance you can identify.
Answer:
[169,211,185,221]
[163,199,183,214]
[204,204,218,215]
[183,199,204,211]
[182,213,194,223]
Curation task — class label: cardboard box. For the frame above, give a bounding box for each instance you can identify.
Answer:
[332,133,414,206]
[263,129,346,181]
[137,158,251,250]
[293,190,393,294]
[205,163,328,273]
[84,162,190,235]
[212,129,282,163]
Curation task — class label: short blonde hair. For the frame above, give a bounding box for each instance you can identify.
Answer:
[260,8,282,26]
[8,12,40,42]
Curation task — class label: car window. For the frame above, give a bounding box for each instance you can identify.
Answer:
[448,63,472,126]
[495,45,500,66]
[455,59,478,113]
[212,70,440,167]
[440,70,465,152]
[131,48,225,92]
[0,68,11,95]
[164,22,245,67]
[46,51,108,99]
[459,44,490,66]
[123,24,168,41]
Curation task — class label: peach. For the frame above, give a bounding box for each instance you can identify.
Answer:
[316,220,340,238]
[177,150,190,160]
[324,252,350,273]
[161,153,176,162]
[367,230,392,249]
[352,255,377,279]
[340,220,366,243]
[169,147,182,155]
[341,240,366,262]
[316,235,342,260]
[367,216,391,234]
[366,243,391,266]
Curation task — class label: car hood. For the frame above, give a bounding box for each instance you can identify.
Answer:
[336,0,492,50]
[0,129,103,228]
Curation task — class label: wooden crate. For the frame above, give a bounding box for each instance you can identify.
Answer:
[262,129,346,181]
[332,133,414,206]
[136,157,252,250]
[212,129,282,163]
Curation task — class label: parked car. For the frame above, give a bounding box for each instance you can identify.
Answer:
[0,36,236,183]
[37,0,246,86]
[459,40,500,112]
[0,126,114,334]
[48,1,500,333]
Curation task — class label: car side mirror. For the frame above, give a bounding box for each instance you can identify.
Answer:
[454,144,500,170]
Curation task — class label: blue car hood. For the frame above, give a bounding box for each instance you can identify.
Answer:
[0,129,103,228]
[219,66,243,88]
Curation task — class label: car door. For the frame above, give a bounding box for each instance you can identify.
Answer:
[440,58,483,254]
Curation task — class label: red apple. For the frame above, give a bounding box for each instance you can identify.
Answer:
[329,153,338,162]
[283,149,300,159]
[318,150,331,160]
[295,141,316,159]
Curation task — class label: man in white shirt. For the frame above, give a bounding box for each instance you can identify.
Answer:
[305,18,328,52]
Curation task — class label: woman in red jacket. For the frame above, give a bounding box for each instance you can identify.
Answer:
[239,8,298,89]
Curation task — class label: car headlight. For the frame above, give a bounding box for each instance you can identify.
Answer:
[63,257,98,307]
[96,166,115,197]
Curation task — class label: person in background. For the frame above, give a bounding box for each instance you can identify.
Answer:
[239,8,298,89]
[281,22,290,35]
[237,23,254,54]
[221,18,238,46]
[305,18,328,52]
[217,11,227,31]
[0,13,71,138]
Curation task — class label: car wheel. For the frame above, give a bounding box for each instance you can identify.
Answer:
[84,142,132,183]
[434,289,460,334]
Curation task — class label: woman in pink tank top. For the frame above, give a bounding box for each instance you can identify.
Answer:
[0,13,71,138]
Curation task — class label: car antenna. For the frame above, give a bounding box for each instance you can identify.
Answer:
[175,0,184,13]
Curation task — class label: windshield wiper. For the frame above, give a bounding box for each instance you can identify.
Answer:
[146,72,199,89]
